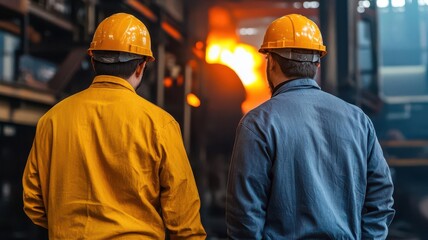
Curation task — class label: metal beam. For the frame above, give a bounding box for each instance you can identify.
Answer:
[319,0,358,104]
[48,47,87,93]
[319,0,338,95]
[339,0,358,104]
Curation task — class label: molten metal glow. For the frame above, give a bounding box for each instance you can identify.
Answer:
[206,37,270,113]
[187,93,201,108]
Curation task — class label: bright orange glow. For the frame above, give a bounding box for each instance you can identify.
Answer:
[206,38,270,113]
[206,36,270,113]
[164,77,173,88]
[207,7,270,114]
[206,40,262,86]
[187,93,201,107]
[210,7,233,28]
[206,44,222,62]
[126,0,158,22]
[195,41,204,50]
[161,21,182,41]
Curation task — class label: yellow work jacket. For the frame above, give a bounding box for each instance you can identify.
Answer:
[22,75,206,239]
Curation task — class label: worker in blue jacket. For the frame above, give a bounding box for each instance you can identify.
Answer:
[226,14,395,239]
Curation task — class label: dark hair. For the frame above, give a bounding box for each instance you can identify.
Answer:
[270,51,318,79]
[92,57,147,79]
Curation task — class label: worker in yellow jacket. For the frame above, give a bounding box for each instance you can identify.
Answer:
[22,13,206,239]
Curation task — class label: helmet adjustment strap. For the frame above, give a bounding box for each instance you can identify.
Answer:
[272,49,321,63]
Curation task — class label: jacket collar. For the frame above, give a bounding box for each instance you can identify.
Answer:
[272,78,321,97]
[91,75,136,93]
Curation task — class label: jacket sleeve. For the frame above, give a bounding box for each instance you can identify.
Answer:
[158,120,206,240]
[362,120,395,239]
[226,123,271,239]
[22,121,49,229]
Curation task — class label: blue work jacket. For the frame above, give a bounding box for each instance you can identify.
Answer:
[226,78,395,239]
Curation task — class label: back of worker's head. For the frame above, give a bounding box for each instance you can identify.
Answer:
[87,13,155,79]
[269,51,318,79]
[259,14,327,79]
[91,51,147,79]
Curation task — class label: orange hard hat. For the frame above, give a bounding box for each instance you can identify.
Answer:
[259,14,327,59]
[88,13,155,62]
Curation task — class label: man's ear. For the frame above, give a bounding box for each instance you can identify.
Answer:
[136,61,147,77]
[268,54,277,72]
